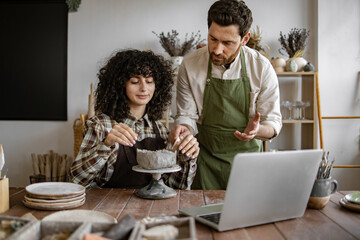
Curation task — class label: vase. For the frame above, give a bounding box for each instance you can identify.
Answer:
[286,59,298,72]
[272,57,286,73]
[293,57,307,72]
[170,56,183,73]
[304,62,315,72]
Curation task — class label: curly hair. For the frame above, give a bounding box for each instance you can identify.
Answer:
[95,49,174,122]
[208,0,253,38]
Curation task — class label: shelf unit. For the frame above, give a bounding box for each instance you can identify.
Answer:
[266,71,318,151]
[160,73,177,129]
[160,108,174,129]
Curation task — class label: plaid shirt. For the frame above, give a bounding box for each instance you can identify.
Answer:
[70,113,197,189]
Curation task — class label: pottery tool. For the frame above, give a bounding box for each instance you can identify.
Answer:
[316,151,335,179]
[132,165,181,199]
[1,169,8,179]
[103,214,136,240]
[88,83,95,118]
[172,137,181,151]
[0,144,4,178]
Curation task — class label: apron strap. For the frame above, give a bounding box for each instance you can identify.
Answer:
[207,59,212,80]
[240,47,247,78]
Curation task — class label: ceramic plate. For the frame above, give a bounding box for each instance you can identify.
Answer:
[23,196,84,207]
[42,209,117,223]
[132,165,181,174]
[25,182,85,198]
[23,198,85,211]
[26,192,84,200]
[344,192,360,205]
[24,193,86,204]
[339,198,360,213]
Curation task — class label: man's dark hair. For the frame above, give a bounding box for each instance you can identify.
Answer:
[95,49,174,122]
[207,0,253,38]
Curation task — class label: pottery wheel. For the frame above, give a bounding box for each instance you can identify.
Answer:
[132,165,181,199]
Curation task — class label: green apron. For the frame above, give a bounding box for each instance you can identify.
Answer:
[192,47,263,190]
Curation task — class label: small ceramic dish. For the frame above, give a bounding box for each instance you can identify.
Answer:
[42,210,117,223]
[339,197,360,213]
[25,182,85,199]
[344,192,360,205]
[23,198,85,211]
[24,193,86,204]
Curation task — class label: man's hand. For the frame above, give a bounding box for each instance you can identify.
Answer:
[169,124,199,159]
[234,112,260,141]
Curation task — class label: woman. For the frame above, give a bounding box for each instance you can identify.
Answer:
[70,49,199,188]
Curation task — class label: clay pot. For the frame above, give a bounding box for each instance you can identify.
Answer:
[137,149,176,169]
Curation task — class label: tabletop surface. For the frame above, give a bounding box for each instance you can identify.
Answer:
[3,188,360,240]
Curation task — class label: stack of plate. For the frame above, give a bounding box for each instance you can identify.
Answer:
[23,182,86,210]
[339,192,360,212]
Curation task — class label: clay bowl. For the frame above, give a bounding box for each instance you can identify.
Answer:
[136,149,176,170]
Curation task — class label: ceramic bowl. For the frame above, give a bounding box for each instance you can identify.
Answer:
[137,149,176,170]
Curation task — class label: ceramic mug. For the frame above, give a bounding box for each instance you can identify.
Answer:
[307,177,338,209]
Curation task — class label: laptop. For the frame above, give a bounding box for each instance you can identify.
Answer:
[179,149,323,231]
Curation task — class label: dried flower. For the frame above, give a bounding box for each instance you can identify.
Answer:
[278,28,310,58]
[153,30,205,57]
[246,25,271,59]
[247,26,264,52]
[66,0,81,12]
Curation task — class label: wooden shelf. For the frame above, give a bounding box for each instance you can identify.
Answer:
[160,108,174,129]
[160,119,174,126]
[276,71,316,76]
[160,74,178,129]
[266,71,318,151]
[282,119,314,124]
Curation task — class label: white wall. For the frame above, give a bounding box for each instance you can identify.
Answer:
[318,0,360,190]
[0,0,358,189]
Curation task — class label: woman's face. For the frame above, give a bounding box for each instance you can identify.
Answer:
[125,75,155,110]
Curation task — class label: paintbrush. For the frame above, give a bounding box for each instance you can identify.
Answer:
[316,151,335,179]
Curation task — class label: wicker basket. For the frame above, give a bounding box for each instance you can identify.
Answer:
[73,114,86,158]
[73,83,95,158]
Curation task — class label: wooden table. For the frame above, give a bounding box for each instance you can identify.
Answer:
[3,188,360,239]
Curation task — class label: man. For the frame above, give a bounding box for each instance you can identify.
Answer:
[169,0,282,190]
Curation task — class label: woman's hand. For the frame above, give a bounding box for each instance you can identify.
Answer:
[104,123,138,147]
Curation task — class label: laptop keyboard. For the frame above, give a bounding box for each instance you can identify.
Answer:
[199,213,221,224]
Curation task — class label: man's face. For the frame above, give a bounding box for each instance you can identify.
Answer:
[208,22,250,66]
